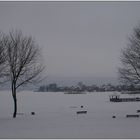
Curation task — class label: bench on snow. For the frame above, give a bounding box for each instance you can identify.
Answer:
[76,111,87,114]
[126,114,139,118]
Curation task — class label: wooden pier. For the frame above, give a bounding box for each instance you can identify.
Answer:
[109,95,140,102]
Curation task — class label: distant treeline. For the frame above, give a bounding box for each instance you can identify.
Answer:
[37,82,140,92]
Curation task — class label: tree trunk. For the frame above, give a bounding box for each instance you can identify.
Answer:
[13,94,17,118]
[12,86,17,118]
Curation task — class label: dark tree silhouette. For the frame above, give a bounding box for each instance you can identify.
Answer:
[2,30,44,118]
[118,24,140,85]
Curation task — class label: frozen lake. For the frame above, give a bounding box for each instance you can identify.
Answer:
[0,91,140,138]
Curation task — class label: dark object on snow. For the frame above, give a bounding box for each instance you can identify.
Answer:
[137,110,140,113]
[81,106,83,108]
[126,114,139,118]
[77,111,87,114]
[112,116,116,118]
[31,112,35,115]
[70,106,77,108]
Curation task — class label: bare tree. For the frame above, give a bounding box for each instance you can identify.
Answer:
[3,30,44,118]
[0,32,7,83]
[118,24,140,85]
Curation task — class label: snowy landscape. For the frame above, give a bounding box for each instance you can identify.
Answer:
[1,1,140,139]
[0,91,140,138]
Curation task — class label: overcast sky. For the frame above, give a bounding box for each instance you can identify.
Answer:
[0,2,140,78]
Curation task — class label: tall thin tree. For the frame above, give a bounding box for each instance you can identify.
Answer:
[3,30,44,118]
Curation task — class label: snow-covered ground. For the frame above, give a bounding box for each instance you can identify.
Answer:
[0,91,140,138]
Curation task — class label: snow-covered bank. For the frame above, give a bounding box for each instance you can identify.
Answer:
[0,91,140,138]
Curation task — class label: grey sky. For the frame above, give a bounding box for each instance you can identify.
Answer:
[0,2,140,78]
